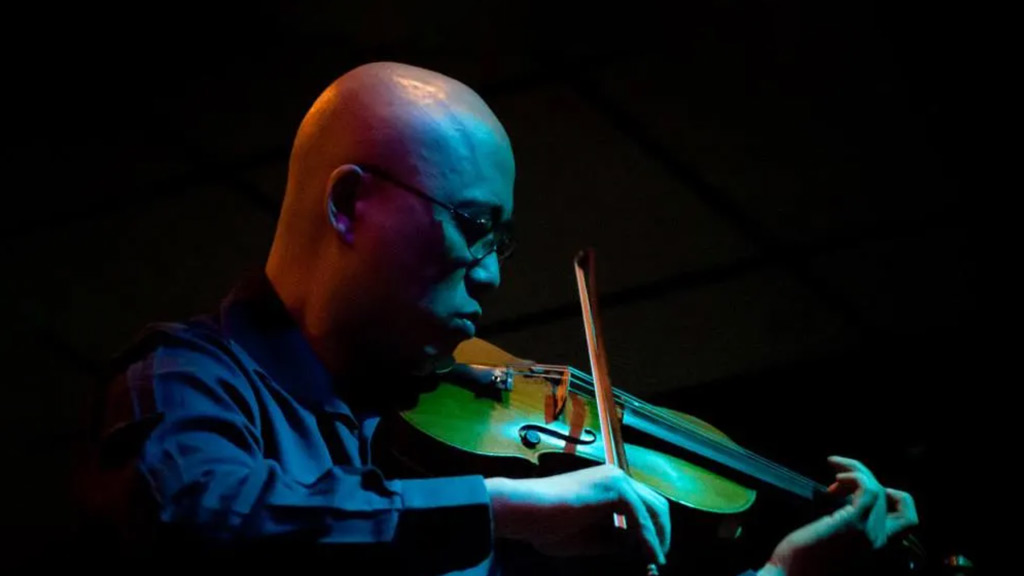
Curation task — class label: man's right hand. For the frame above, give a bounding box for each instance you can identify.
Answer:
[484,464,671,568]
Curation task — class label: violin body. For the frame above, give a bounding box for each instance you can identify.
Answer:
[376,337,930,574]
[392,338,753,517]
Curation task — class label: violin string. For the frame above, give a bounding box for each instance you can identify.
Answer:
[525,363,748,457]
[519,364,827,494]
[496,364,921,548]
[573,371,825,494]
[524,362,764,471]
[566,369,826,494]
[592,374,827,495]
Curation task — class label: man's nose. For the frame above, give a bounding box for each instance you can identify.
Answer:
[466,250,501,295]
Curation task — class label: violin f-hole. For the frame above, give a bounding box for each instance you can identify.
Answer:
[518,423,597,449]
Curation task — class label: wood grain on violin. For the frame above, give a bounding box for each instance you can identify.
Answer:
[398,337,755,515]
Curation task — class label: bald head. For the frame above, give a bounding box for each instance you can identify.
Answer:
[265,62,516,378]
[291,62,511,193]
[271,62,513,259]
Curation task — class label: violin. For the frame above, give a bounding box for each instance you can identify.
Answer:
[377,250,933,575]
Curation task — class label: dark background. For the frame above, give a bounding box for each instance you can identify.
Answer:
[4,1,996,571]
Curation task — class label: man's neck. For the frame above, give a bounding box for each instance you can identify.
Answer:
[303,316,446,412]
[266,268,447,410]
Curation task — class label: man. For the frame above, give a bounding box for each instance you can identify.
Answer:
[80,62,918,575]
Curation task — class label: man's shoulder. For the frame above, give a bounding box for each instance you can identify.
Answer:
[93,313,264,439]
[106,314,236,377]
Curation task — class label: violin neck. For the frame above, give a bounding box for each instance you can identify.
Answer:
[623,408,829,502]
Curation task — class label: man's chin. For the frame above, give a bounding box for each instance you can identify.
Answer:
[411,344,456,376]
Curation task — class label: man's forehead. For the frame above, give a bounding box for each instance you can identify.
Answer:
[450,186,513,220]
[366,92,513,213]
[404,125,514,215]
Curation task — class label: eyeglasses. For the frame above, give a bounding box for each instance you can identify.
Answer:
[358,164,515,263]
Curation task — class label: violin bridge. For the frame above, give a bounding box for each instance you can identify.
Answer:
[552,369,569,419]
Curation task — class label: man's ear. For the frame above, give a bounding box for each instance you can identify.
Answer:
[326,164,365,245]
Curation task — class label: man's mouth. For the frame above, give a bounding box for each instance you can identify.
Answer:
[451,316,477,338]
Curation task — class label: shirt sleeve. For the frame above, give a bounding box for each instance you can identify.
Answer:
[98,333,493,573]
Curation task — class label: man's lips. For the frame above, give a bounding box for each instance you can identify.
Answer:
[451,316,477,338]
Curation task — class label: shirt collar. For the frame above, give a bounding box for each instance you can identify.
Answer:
[218,272,357,423]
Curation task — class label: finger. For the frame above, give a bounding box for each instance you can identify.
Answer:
[834,470,883,488]
[632,480,672,557]
[828,455,877,481]
[834,472,883,499]
[832,472,884,514]
[886,488,916,516]
[831,471,871,495]
[617,479,666,566]
[885,488,919,534]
